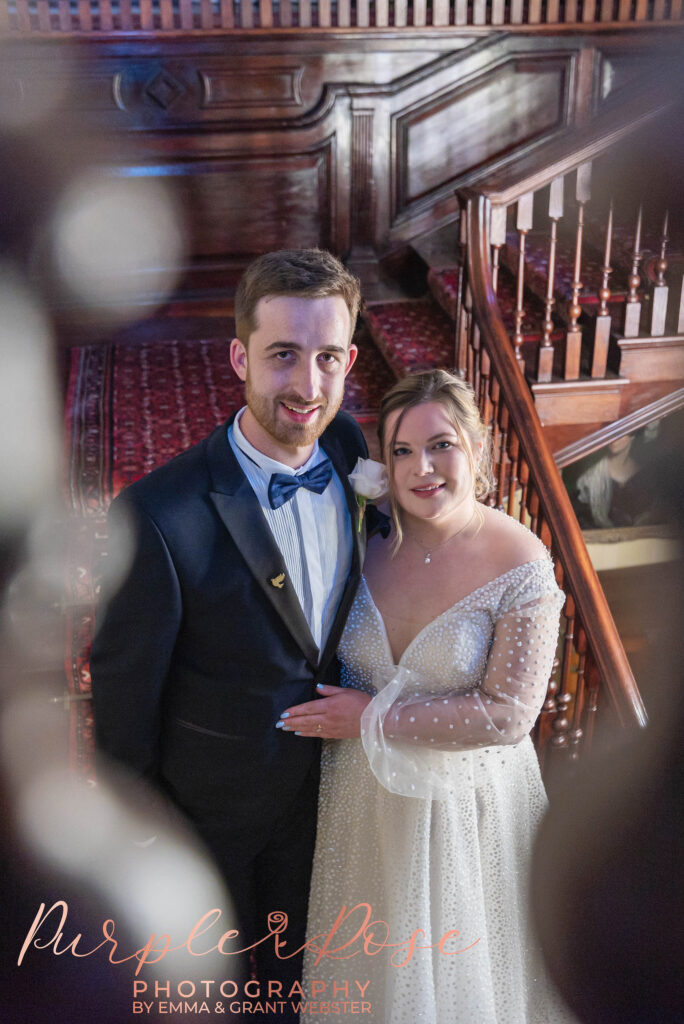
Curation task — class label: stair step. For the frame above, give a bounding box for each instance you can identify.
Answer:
[345,327,397,421]
[428,264,565,343]
[362,298,456,377]
[502,231,632,318]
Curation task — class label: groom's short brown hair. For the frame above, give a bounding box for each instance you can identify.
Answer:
[234,248,361,345]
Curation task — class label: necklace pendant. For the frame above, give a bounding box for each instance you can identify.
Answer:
[424,553,431,564]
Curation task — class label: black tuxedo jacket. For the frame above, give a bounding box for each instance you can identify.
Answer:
[90,411,368,843]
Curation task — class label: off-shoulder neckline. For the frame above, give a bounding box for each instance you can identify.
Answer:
[361,557,553,666]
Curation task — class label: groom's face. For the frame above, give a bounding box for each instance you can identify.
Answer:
[230,294,357,460]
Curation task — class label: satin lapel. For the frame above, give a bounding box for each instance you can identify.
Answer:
[317,434,364,672]
[207,424,319,669]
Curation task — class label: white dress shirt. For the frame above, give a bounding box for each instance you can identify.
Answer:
[228,408,353,653]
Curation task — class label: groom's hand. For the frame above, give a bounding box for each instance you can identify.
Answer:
[276,684,371,739]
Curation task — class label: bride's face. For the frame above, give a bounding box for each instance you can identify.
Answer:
[384,401,479,524]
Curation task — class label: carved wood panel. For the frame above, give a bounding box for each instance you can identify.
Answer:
[174,148,336,258]
[393,57,569,220]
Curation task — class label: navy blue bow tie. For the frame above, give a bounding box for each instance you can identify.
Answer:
[268,459,333,510]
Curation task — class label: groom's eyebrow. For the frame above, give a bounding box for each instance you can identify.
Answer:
[263,341,347,353]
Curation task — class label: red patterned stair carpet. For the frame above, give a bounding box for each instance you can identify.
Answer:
[63,332,394,776]
[427,267,565,345]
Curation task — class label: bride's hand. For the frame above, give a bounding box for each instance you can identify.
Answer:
[276,684,372,739]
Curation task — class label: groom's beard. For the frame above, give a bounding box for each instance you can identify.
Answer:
[245,379,344,449]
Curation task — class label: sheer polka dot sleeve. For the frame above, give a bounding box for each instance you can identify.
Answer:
[359,558,564,797]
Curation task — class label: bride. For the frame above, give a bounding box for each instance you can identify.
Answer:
[279,369,574,1023]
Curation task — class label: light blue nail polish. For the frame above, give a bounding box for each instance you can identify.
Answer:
[294,731,302,736]
[280,712,290,719]
[275,721,284,729]
[316,683,324,690]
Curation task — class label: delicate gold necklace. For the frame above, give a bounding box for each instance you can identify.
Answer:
[407,507,478,564]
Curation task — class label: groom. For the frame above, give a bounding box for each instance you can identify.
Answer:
[90,249,367,1012]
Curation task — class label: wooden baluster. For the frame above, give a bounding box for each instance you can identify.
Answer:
[548,590,572,718]
[433,0,450,23]
[548,598,573,761]
[157,0,173,28]
[37,0,53,31]
[491,0,505,23]
[600,0,614,20]
[581,644,600,752]
[473,0,487,23]
[454,0,468,24]
[393,0,407,25]
[496,407,509,510]
[490,205,507,296]
[509,0,523,21]
[100,0,114,29]
[527,487,540,534]
[518,461,529,524]
[320,0,334,24]
[179,0,194,29]
[16,0,32,30]
[57,0,73,30]
[591,200,613,377]
[506,434,519,517]
[528,0,542,21]
[479,348,490,425]
[259,0,274,27]
[618,0,631,19]
[539,517,552,549]
[566,163,591,379]
[538,176,563,382]
[486,377,500,508]
[514,193,533,374]
[140,0,155,30]
[375,0,390,25]
[623,204,643,337]
[569,643,586,761]
[653,0,667,17]
[455,212,469,376]
[650,210,669,337]
[356,0,369,26]
[670,0,683,18]
[551,687,573,753]
[634,0,648,18]
[121,0,137,29]
[546,0,560,20]
[240,0,255,26]
[469,322,480,391]
[457,289,470,380]
[565,0,578,20]
[413,0,427,25]
[278,0,292,25]
[582,0,597,20]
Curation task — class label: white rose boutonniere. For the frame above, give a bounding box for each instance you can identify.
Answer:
[348,457,389,532]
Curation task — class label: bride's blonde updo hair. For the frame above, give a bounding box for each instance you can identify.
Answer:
[377,369,493,549]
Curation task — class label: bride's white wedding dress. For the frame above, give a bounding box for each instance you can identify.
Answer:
[302,554,574,1023]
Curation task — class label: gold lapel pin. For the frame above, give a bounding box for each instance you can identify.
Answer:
[270,572,286,589]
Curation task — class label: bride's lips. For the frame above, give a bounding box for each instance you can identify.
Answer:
[411,482,445,498]
[279,401,322,424]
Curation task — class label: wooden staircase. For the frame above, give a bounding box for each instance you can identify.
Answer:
[352,76,684,776]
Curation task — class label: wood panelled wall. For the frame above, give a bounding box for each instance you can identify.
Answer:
[1,30,681,307]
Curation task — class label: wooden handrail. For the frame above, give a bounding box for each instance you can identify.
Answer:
[462,188,647,730]
[554,387,684,468]
[473,75,677,208]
